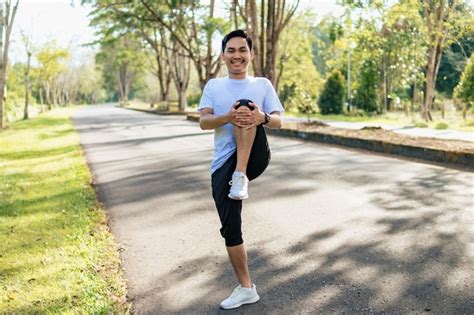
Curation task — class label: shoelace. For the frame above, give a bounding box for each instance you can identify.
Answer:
[229,175,246,187]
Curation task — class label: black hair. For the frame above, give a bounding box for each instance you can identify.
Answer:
[221,29,252,53]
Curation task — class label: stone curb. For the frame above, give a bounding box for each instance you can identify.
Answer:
[121,106,189,116]
[186,114,473,170]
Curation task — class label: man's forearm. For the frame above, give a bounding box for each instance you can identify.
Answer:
[200,113,231,130]
[266,113,281,129]
[260,112,281,129]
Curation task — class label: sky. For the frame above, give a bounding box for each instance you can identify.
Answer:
[11,0,96,65]
[10,0,344,65]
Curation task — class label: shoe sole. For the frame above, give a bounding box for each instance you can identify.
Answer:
[228,193,249,200]
[220,295,260,309]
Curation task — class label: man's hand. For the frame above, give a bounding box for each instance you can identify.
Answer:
[229,102,265,129]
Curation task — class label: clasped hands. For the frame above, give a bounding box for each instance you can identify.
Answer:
[228,101,264,129]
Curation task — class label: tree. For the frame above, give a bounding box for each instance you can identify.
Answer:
[238,0,300,88]
[139,0,226,90]
[344,0,427,113]
[420,0,458,121]
[277,12,323,112]
[36,43,70,108]
[95,35,146,105]
[0,0,19,128]
[454,54,474,115]
[435,7,474,96]
[87,0,227,110]
[353,59,378,113]
[436,36,473,96]
[318,71,345,115]
[311,17,343,77]
[76,62,105,104]
[88,2,173,103]
[20,29,34,119]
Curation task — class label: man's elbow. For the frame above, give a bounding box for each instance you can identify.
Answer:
[199,120,210,130]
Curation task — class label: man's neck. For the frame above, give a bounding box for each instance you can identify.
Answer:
[228,72,248,80]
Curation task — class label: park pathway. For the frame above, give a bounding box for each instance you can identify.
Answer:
[73,104,473,314]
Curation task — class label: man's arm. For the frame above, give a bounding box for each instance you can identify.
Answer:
[261,111,282,129]
[199,107,231,130]
[200,104,254,130]
[245,106,282,129]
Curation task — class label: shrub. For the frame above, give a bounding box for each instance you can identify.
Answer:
[415,122,428,128]
[318,70,345,115]
[454,55,474,108]
[435,122,449,130]
[353,59,379,113]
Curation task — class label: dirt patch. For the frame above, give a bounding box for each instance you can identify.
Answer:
[286,121,474,154]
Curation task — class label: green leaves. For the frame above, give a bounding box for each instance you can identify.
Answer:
[318,70,346,115]
[454,55,474,105]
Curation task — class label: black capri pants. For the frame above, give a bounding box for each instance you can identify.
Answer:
[211,125,271,247]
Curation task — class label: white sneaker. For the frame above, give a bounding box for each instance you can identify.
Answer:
[228,172,249,200]
[220,284,260,309]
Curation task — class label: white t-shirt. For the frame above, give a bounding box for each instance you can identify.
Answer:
[198,76,285,174]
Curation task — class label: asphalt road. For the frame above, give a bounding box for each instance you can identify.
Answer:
[73,104,474,314]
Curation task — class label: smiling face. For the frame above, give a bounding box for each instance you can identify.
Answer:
[221,36,253,79]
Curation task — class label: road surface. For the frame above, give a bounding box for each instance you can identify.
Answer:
[73,104,474,314]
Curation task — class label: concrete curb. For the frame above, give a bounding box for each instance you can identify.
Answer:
[186,114,473,170]
[120,106,189,116]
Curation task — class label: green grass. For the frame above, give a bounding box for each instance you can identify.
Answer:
[0,107,130,313]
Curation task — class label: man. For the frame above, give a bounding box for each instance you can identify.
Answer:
[198,29,284,309]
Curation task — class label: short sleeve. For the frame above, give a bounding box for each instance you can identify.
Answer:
[263,79,285,113]
[197,80,214,112]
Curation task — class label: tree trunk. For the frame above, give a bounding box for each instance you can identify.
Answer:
[0,0,20,129]
[243,0,298,87]
[0,77,5,128]
[140,0,221,91]
[118,65,129,103]
[423,45,437,121]
[230,0,239,29]
[382,53,387,113]
[151,27,171,102]
[246,0,262,76]
[411,76,417,113]
[24,51,31,119]
[39,87,44,105]
[265,0,275,84]
[45,83,53,109]
[421,0,456,122]
[167,36,190,112]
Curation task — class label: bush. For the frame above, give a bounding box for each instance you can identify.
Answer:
[454,55,474,108]
[353,59,379,113]
[415,122,428,128]
[435,122,449,130]
[318,71,345,115]
[280,83,297,110]
[187,93,201,108]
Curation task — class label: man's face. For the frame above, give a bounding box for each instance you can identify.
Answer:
[222,37,253,74]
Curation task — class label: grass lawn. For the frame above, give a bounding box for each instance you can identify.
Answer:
[0,107,129,313]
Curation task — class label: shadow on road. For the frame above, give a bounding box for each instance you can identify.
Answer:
[73,106,473,313]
